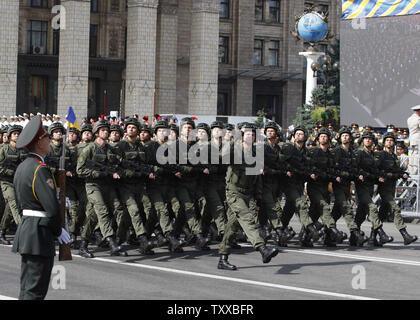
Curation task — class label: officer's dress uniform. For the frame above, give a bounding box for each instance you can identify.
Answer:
[12,153,61,300]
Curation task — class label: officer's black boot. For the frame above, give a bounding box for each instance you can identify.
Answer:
[367,228,382,247]
[0,228,10,245]
[138,234,155,255]
[217,254,237,270]
[324,228,339,247]
[307,223,323,242]
[195,233,211,251]
[258,245,280,264]
[376,227,394,245]
[167,232,185,253]
[400,228,417,245]
[106,236,125,256]
[349,229,368,247]
[79,239,94,258]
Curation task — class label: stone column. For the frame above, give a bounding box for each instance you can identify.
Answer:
[125,0,158,118]
[299,50,325,105]
[0,0,19,115]
[155,0,178,114]
[57,0,91,120]
[188,0,219,115]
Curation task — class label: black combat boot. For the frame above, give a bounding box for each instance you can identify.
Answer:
[0,228,10,245]
[106,236,126,256]
[400,228,417,245]
[217,254,237,270]
[337,230,348,244]
[299,229,314,247]
[324,228,339,247]
[367,228,382,247]
[285,226,296,241]
[195,233,211,251]
[127,229,140,245]
[138,234,155,255]
[154,230,169,247]
[376,227,394,245]
[182,226,195,244]
[258,226,270,244]
[229,237,242,249]
[273,228,288,247]
[258,245,280,264]
[167,232,186,253]
[307,223,323,242]
[349,229,368,247]
[95,230,108,248]
[79,239,94,258]
[69,233,78,249]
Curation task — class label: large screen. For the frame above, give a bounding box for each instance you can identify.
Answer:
[340,14,420,127]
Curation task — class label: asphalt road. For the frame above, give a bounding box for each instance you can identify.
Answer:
[2,217,420,301]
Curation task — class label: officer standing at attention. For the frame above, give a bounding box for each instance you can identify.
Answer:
[407,105,420,174]
[12,116,70,300]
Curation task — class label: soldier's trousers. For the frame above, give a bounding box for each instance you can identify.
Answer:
[0,203,12,230]
[331,181,358,231]
[378,182,406,230]
[117,182,148,237]
[219,190,265,255]
[19,254,54,300]
[80,196,98,240]
[85,182,124,239]
[307,181,336,228]
[147,184,176,235]
[66,181,86,235]
[261,179,283,229]
[204,181,227,235]
[0,181,21,226]
[176,182,202,235]
[354,181,382,230]
[281,177,313,228]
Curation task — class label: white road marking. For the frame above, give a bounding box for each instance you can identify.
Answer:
[0,294,17,300]
[69,254,378,300]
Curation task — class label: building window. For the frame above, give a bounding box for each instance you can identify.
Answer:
[220,0,229,19]
[268,41,279,66]
[269,1,280,22]
[54,0,61,5]
[53,29,60,55]
[27,20,48,54]
[91,0,98,12]
[89,25,98,57]
[255,95,280,122]
[317,4,329,14]
[30,0,47,8]
[304,2,314,11]
[219,36,229,64]
[111,0,120,11]
[217,92,229,115]
[255,0,264,22]
[29,75,47,104]
[254,40,263,65]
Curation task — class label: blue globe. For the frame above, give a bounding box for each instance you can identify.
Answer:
[297,13,328,43]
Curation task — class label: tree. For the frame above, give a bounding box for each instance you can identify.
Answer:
[254,109,267,128]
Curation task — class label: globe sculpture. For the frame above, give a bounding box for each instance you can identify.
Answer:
[297,12,328,43]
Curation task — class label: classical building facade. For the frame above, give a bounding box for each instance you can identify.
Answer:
[0,0,340,127]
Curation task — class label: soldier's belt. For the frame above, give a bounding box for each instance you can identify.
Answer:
[22,210,48,218]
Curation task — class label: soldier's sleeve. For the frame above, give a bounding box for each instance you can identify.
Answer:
[76,145,97,179]
[33,165,62,237]
[0,147,10,176]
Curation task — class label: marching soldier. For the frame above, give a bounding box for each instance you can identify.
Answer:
[218,123,279,270]
[173,118,210,250]
[331,127,368,246]
[260,122,287,246]
[76,120,126,256]
[0,125,27,244]
[354,131,393,246]
[307,127,343,246]
[280,126,323,247]
[375,132,417,245]
[12,116,70,300]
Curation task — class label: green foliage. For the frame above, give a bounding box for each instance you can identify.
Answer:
[254,109,267,128]
[293,104,315,130]
[311,106,340,128]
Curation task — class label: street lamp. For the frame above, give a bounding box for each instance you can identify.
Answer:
[311,55,339,108]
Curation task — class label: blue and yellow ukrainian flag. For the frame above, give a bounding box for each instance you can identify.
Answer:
[342,0,420,19]
[66,106,81,130]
